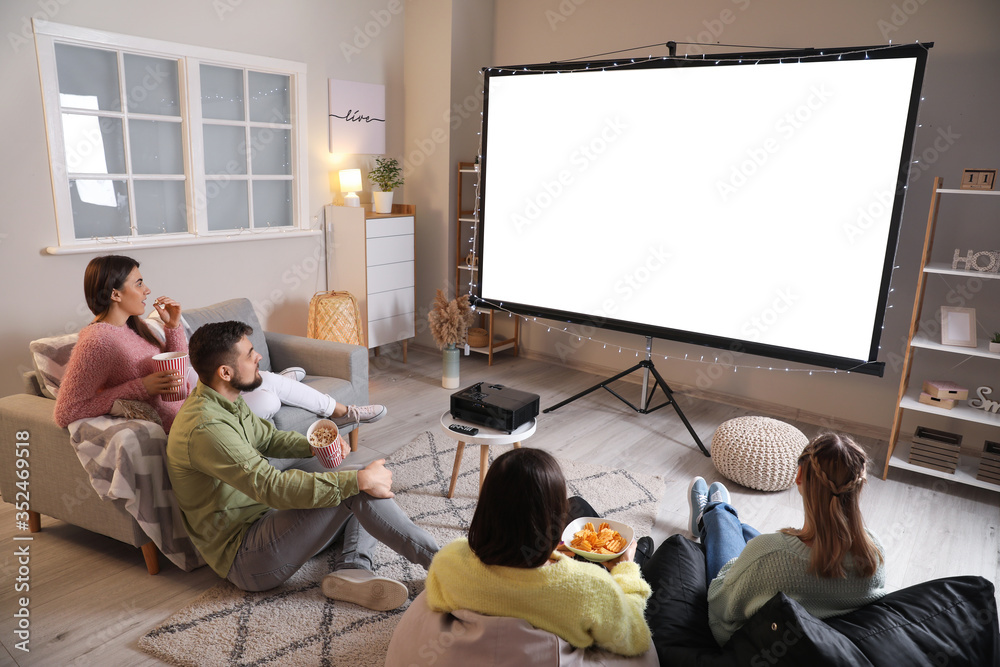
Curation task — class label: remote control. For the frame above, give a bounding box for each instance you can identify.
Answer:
[448,423,479,436]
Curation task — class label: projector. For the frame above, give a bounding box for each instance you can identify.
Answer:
[450,382,540,433]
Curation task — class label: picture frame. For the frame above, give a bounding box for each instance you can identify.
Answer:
[328,79,385,155]
[940,306,977,347]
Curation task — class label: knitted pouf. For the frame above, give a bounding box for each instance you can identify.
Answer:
[711,416,808,491]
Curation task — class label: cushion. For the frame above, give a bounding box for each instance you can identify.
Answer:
[826,576,999,667]
[28,317,173,401]
[642,535,716,649]
[181,298,271,372]
[726,593,872,666]
[29,332,79,399]
[711,416,808,491]
[386,591,659,667]
[642,534,737,667]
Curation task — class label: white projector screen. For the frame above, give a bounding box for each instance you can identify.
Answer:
[476,45,930,376]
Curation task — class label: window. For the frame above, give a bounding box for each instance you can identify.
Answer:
[34,21,311,253]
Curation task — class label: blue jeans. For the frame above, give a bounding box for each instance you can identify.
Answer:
[700,501,760,586]
[226,457,439,591]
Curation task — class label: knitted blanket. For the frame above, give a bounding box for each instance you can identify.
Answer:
[69,415,206,571]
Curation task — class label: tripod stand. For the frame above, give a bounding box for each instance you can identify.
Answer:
[543,336,710,457]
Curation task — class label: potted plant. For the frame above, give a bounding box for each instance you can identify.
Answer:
[990,331,1000,354]
[428,290,477,388]
[368,157,404,214]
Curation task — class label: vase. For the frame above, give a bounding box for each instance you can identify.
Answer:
[373,191,393,214]
[442,344,460,389]
[991,342,1000,354]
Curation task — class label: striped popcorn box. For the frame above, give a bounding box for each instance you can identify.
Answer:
[152,352,188,402]
[307,419,346,468]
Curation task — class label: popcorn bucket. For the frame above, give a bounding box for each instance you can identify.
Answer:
[152,352,188,402]
[307,418,346,468]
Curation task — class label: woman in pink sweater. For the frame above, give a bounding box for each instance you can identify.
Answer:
[54,255,188,432]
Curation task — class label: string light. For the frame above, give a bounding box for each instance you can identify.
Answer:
[471,296,877,375]
[483,44,922,76]
[463,45,911,380]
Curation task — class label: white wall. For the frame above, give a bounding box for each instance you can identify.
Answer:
[489,0,1000,435]
[0,0,406,397]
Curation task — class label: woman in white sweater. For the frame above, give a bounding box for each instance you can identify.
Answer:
[688,433,887,645]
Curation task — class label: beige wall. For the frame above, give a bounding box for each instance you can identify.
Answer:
[489,0,1000,435]
[402,0,494,362]
[403,0,455,354]
[0,0,406,396]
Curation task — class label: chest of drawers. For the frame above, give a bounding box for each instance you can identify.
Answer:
[326,204,415,355]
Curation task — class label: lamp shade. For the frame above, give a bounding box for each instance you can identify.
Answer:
[339,169,363,193]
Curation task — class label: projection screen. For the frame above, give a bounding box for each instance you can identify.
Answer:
[475,44,930,376]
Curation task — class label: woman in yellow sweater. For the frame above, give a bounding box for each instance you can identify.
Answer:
[424,447,654,657]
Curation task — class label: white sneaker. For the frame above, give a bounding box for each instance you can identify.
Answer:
[333,404,387,429]
[278,366,306,382]
[321,568,408,611]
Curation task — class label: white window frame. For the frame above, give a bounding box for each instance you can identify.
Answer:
[34,19,314,254]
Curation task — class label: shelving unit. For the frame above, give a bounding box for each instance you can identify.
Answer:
[455,161,479,295]
[455,160,519,365]
[883,176,1000,492]
[463,309,520,365]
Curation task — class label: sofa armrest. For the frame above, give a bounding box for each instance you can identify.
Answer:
[22,370,44,396]
[0,394,147,546]
[264,331,369,402]
[0,393,69,483]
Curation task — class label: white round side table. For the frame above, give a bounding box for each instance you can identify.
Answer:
[439,411,538,498]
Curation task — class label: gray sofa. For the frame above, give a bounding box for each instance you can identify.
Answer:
[0,298,369,574]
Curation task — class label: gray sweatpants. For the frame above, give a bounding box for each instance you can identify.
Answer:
[226,457,438,592]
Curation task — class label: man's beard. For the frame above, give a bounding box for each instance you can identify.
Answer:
[231,368,263,393]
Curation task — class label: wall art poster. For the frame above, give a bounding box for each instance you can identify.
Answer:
[328,79,385,154]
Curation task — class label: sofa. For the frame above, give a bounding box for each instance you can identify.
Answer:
[642,534,999,666]
[0,298,369,574]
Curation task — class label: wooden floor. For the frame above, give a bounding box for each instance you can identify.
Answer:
[1,345,997,666]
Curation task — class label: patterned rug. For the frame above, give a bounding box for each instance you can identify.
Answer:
[138,431,665,666]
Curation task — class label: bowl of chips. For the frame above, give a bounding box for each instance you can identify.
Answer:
[560,517,635,562]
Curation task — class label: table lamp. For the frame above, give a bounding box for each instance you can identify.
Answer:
[339,169,362,207]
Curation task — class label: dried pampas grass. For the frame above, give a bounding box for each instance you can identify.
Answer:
[428,290,477,349]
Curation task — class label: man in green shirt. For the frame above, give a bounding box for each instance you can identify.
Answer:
[166,321,438,611]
